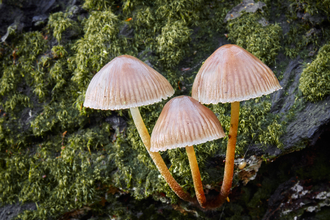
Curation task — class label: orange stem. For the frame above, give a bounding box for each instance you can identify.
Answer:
[205,101,240,209]
[186,145,206,208]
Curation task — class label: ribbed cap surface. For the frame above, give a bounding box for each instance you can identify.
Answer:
[150,96,225,152]
[84,55,174,110]
[192,44,282,104]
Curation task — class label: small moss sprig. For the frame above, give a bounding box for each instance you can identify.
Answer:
[82,0,114,11]
[48,12,80,44]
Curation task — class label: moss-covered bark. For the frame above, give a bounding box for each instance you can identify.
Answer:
[0,0,330,219]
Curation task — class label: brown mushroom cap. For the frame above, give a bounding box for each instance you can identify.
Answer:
[84,55,174,110]
[150,96,225,152]
[192,44,282,104]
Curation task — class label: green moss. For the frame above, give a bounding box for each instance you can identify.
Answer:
[0,65,21,98]
[156,20,192,68]
[153,0,206,25]
[0,31,50,153]
[124,0,237,86]
[3,93,31,112]
[30,100,86,136]
[51,45,67,59]
[13,126,116,219]
[283,0,330,59]
[227,12,282,65]
[48,12,80,44]
[299,43,330,102]
[71,9,133,92]
[15,32,49,100]
[289,0,330,17]
[284,24,321,59]
[82,0,114,11]
[0,1,289,219]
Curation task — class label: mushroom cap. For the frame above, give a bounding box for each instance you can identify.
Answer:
[84,55,174,110]
[192,44,282,104]
[150,96,225,152]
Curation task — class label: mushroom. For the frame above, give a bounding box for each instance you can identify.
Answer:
[151,96,225,208]
[84,55,192,201]
[192,44,282,208]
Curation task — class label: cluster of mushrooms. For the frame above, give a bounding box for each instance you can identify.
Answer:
[83,44,282,209]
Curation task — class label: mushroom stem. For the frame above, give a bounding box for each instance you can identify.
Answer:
[204,101,240,209]
[130,107,193,202]
[221,101,239,197]
[186,145,206,208]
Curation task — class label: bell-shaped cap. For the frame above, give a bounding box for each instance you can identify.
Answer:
[150,96,225,152]
[84,55,174,110]
[192,44,282,104]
